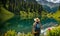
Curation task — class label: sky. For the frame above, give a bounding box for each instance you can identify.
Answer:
[46,0,60,3]
[36,0,60,3]
[36,0,60,8]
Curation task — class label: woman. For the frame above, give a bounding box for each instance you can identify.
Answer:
[32,18,42,36]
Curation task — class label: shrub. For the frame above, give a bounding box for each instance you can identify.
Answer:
[4,30,33,36]
[46,26,60,36]
[4,30,17,36]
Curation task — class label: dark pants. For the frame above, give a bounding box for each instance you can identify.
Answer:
[34,30,40,36]
[34,28,41,36]
[34,33,40,36]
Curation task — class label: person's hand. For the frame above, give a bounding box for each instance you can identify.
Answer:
[32,31,38,34]
[41,26,43,29]
[34,32,38,33]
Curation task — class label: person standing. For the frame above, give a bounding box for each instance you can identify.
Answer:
[32,18,42,36]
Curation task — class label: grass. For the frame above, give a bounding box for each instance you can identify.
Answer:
[46,25,60,36]
[4,30,33,36]
[53,10,60,21]
[20,11,39,20]
[41,10,60,24]
[0,7,14,22]
[2,25,60,36]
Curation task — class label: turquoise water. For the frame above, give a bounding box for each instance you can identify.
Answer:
[1,15,58,33]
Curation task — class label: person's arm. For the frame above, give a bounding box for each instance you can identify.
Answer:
[40,23,43,29]
[32,22,38,34]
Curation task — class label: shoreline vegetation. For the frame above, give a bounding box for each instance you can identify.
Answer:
[1,7,60,22]
[0,25,59,36]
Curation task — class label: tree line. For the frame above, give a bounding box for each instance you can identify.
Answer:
[1,0,43,15]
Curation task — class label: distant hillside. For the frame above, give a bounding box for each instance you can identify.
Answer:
[0,7,14,23]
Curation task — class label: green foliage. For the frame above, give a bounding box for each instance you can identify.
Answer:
[4,30,33,36]
[46,26,60,36]
[53,10,60,21]
[5,30,17,36]
[0,7,14,22]
[20,11,39,20]
[41,10,60,25]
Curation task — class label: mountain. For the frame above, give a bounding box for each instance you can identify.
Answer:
[36,0,59,12]
[43,5,59,13]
